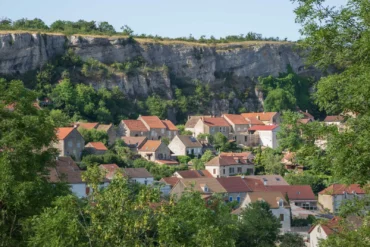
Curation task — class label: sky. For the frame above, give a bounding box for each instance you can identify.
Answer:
[0,0,347,41]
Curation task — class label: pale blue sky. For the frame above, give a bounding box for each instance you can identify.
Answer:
[0,0,347,41]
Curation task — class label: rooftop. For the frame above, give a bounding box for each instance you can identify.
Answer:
[96,123,113,132]
[267,185,316,201]
[122,120,148,132]
[160,177,180,186]
[99,164,121,180]
[319,184,365,195]
[223,114,250,125]
[241,112,278,122]
[122,136,147,148]
[324,115,345,122]
[140,116,166,129]
[48,156,83,184]
[77,122,99,130]
[161,120,178,131]
[216,177,251,193]
[86,142,108,151]
[202,117,230,127]
[139,140,162,152]
[176,135,203,148]
[180,178,227,193]
[123,168,153,178]
[205,155,253,167]
[185,115,211,128]
[247,191,289,209]
[248,175,289,186]
[56,127,75,140]
[175,170,213,178]
[248,125,279,131]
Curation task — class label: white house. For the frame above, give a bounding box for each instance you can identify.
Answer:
[239,191,291,231]
[309,217,340,247]
[248,125,280,148]
[168,135,203,157]
[123,168,154,185]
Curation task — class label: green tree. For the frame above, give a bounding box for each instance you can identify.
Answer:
[260,148,285,175]
[200,150,215,163]
[0,79,69,245]
[78,128,108,145]
[264,88,296,112]
[279,232,305,247]
[49,109,71,127]
[146,94,167,119]
[236,201,281,247]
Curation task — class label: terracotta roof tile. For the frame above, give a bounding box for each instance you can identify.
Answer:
[324,115,345,122]
[245,117,265,125]
[162,120,178,131]
[217,177,251,193]
[223,114,249,125]
[86,142,108,151]
[247,191,289,209]
[140,116,166,129]
[203,117,230,127]
[180,178,227,193]
[48,157,83,184]
[206,153,254,167]
[175,170,213,178]
[78,122,99,130]
[56,127,75,140]
[267,185,316,201]
[241,112,278,122]
[160,177,180,186]
[99,164,121,180]
[185,116,211,128]
[248,125,279,131]
[139,140,162,152]
[319,184,365,195]
[122,120,148,132]
[243,178,268,191]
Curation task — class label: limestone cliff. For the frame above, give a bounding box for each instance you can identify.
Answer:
[0,32,317,114]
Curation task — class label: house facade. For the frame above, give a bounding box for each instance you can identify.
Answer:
[240,191,291,231]
[168,135,203,157]
[193,117,230,138]
[205,152,255,178]
[122,136,147,152]
[223,114,260,146]
[97,124,117,146]
[267,185,317,210]
[138,140,172,161]
[248,125,280,148]
[84,142,108,155]
[318,184,366,213]
[185,115,211,134]
[54,127,85,161]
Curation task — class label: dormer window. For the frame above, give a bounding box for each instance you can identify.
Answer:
[278,199,284,207]
[200,184,209,193]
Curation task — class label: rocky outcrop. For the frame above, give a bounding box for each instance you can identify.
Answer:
[0,32,318,114]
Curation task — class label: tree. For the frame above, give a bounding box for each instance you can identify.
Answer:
[236,201,281,247]
[176,124,193,135]
[279,233,305,247]
[78,128,108,145]
[98,21,116,34]
[146,94,167,119]
[191,158,204,170]
[200,150,214,163]
[264,88,296,112]
[0,79,69,245]
[49,109,71,127]
[260,148,285,175]
[121,25,134,36]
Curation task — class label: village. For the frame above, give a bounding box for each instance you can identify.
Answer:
[49,110,357,246]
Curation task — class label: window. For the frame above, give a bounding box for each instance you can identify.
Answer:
[237,167,242,173]
[223,169,225,175]
[77,142,81,148]
[144,180,148,185]
[213,169,216,174]
[244,136,248,142]
[204,186,209,192]
[158,153,163,159]
[279,199,284,207]
[229,196,233,202]
[237,196,241,203]
[161,129,165,134]
[279,214,284,221]
[317,226,321,233]
[85,186,90,195]
[229,167,235,174]
[219,127,222,131]
[247,168,254,175]
[68,140,73,148]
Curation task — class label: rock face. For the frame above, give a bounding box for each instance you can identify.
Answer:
[0,33,317,114]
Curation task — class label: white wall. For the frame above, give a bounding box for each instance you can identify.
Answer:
[271,207,291,231]
[130,177,154,185]
[258,127,280,149]
[71,183,88,198]
[310,225,328,247]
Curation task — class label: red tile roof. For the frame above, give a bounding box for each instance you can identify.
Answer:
[140,116,166,129]
[122,136,147,148]
[245,117,265,125]
[86,142,108,151]
[217,177,251,193]
[243,178,268,191]
[308,217,341,235]
[223,114,249,125]
[162,120,178,131]
[56,127,75,140]
[267,185,316,201]
[139,140,162,152]
[160,177,180,186]
[248,125,279,131]
[78,122,99,130]
[241,112,278,122]
[205,155,254,167]
[203,117,230,127]
[99,164,121,180]
[220,152,252,158]
[319,184,365,195]
[324,115,344,122]
[122,120,148,132]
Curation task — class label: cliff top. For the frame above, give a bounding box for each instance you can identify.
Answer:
[0,30,293,48]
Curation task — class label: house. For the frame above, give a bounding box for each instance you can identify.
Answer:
[161,119,179,140]
[84,142,108,155]
[170,177,227,198]
[241,112,280,125]
[122,136,147,152]
[318,184,366,213]
[247,175,289,186]
[223,114,260,146]
[119,120,149,138]
[185,115,211,134]
[99,164,122,180]
[242,177,269,192]
[267,185,317,210]
[324,115,344,126]
[138,115,177,140]
[173,170,213,178]
[96,124,117,146]
[54,127,85,161]
[216,177,251,204]
[76,122,99,130]
[205,152,255,178]
[138,140,172,162]
[193,117,230,138]
[298,118,313,124]
[247,125,280,148]
[238,191,291,231]
[48,157,88,198]
[160,177,180,195]
[309,217,340,247]
[168,135,203,157]
[281,152,303,171]
[123,168,154,185]
[298,109,315,121]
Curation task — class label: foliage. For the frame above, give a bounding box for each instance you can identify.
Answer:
[133,158,188,180]
[191,158,205,170]
[264,88,296,112]
[49,109,71,127]
[81,151,128,169]
[0,79,70,245]
[197,133,214,144]
[285,172,327,195]
[78,127,108,145]
[259,148,285,175]
[236,201,281,247]
[176,124,193,135]
[145,94,168,119]
[213,132,239,152]
[200,150,215,163]
[177,155,191,165]
[279,232,305,247]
